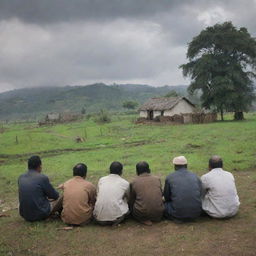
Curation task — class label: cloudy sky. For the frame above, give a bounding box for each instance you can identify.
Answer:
[0,0,255,92]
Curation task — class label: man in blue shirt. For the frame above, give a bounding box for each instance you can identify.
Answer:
[18,155,60,221]
[164,156,202,221]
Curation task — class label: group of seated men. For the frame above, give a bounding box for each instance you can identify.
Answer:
[18,155,240,226]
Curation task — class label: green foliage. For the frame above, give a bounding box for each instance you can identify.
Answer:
[164,90,179,97]
[0,84,190,121]
[122,100,138,109]
[180,22,256,120]
[94,109,111,123]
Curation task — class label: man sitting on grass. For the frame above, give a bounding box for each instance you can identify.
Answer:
[18,155,60,222]
[201,155,240,218]
[164,156,202,222]
[58,163,96,225]
[93,161,130,226]
[130,161,164,225]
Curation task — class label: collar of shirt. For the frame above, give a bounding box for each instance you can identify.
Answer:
[210,168,223,172]
[28,169,39,173]
[73,176,85,180]
[108,174,121,178]
[176,167,187,172]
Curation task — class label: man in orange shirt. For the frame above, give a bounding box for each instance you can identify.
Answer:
[59,163,96,225]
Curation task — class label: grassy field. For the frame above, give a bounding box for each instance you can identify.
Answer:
[0,113,256,256]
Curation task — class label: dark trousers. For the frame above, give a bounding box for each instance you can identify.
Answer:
[96,211,130,226]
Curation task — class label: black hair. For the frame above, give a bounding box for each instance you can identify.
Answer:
[136,161,150,176]
[174,164,187,170]
[110,161,123,175]
[209,156,223,169]
[28,155,42,170]
[73,163,87,177]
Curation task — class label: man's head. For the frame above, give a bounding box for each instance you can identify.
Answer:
[28,155,42,172]
[73,163,87,178]
[136,161,150,176]
[172,156,188,170]
[209,155,223,170]
[110,161,123,175]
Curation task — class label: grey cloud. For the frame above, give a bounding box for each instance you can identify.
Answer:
[0,19,184,90]
[0,0,255,91]
[0,0,186,24]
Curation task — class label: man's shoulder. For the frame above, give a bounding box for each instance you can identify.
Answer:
[165,171,176,180]
[187,170,200,179]
[84,180,96,190]
[118,176,129,186]
[150,175,161,182]
[131,176,140,185]
[201,171,210,181]
[18,172,27,179]
[37,173,50,183]
[221,169,234,179]
[19,171,48,181]
[99,175,110,182]
[63,177,75,185]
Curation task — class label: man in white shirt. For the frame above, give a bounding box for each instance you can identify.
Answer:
[93,161,130,225]
[201,155,240,218]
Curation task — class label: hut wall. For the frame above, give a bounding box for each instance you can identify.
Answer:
[46,113,60,121]
[153,111,161,118]
[139,111,148,118]
[164,100,195,116]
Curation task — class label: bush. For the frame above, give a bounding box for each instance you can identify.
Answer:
[94,109,111,123]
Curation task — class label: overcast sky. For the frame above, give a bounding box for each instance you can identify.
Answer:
[0,0,255,92]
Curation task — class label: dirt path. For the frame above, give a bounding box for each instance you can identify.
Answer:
[0,139,166,164]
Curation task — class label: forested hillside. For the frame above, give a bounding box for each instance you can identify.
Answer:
[0,83,189,120]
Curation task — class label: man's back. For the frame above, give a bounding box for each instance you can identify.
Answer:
[130,173,164,221]
[201,168,240,218]
[18,170,59,221]
[164,168,202,219]
[94,174,129,221]
[61,176,96,225]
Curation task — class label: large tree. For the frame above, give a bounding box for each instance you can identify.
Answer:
[180,22,256,120]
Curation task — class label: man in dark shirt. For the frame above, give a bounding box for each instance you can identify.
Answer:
[164,156,202,221]
[18,155,59,221]
[130,161,164,225]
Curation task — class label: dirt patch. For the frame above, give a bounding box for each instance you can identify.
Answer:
[0,139,166,161]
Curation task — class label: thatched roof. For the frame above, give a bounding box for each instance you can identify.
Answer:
[139,97,195,111]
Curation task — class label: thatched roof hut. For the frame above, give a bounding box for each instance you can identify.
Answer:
[139,97,196,120]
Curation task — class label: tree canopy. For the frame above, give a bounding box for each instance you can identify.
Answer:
[122,100,138,110]
[180,21,256,120]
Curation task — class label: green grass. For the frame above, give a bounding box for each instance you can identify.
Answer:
[0,113,256,256]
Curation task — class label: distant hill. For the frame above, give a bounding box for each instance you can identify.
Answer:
[0,83,190,120]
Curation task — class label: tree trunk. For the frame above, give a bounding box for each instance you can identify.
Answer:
[220,108,224,121]
[234,111,244,120]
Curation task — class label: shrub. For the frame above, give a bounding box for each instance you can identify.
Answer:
[94,109,111,123]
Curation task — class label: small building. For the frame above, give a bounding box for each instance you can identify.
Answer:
[45,112,61,122]
[139,97,196,120]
